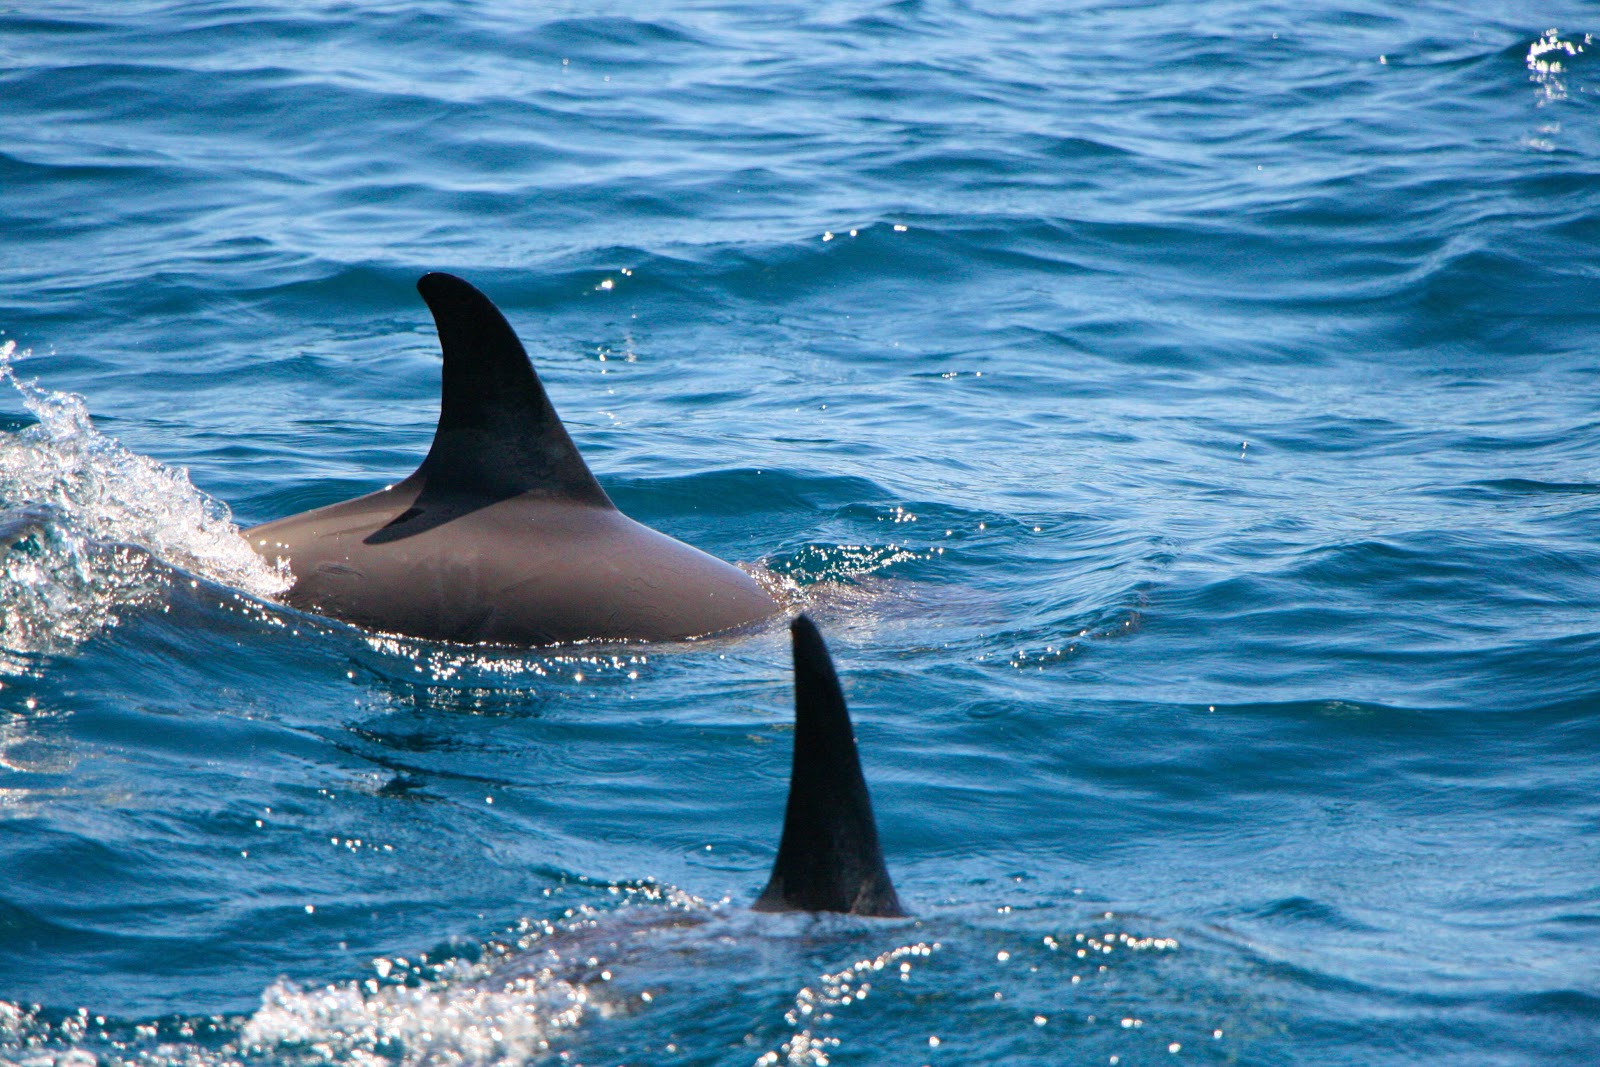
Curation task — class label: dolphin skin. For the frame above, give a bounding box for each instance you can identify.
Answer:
[249,273,779,646]
[755,615,904,917]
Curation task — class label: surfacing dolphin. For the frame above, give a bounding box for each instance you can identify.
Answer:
[755,614,904,917]
[249,273,779,646]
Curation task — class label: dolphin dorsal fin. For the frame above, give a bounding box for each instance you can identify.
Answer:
[412,272,611,507]
[754,615,905,917]
[366,274,612,543]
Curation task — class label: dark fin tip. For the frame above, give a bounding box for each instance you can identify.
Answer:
[417,270,468,300]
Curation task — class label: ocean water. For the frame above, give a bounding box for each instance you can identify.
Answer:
[2,1,1599,1063]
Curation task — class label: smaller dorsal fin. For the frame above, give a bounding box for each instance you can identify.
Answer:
[367,273,611,543]
[753,615,905,917]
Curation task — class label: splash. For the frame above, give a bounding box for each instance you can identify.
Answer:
[238,888,697,1067]
[236,964,590,1067]
[0,961,591,1067]
[0,343,290,670]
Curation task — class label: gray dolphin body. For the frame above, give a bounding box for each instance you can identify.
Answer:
[249,273,779,646]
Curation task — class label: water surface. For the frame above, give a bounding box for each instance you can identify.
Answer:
[2,3,1599,1064]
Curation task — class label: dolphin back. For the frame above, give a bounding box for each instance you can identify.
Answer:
[754,615,905,918]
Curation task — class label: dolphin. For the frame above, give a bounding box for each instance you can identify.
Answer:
[755,614,904,917]
[248,273,780,646]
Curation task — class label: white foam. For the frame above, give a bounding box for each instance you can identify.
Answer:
[0,945,593,1067]
[0,343,290,668]
[238,963,590,1067]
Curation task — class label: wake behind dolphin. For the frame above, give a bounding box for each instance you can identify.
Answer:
[250,273,779,646]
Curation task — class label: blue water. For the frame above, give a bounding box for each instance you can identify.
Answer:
[3,2,1600,1063]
